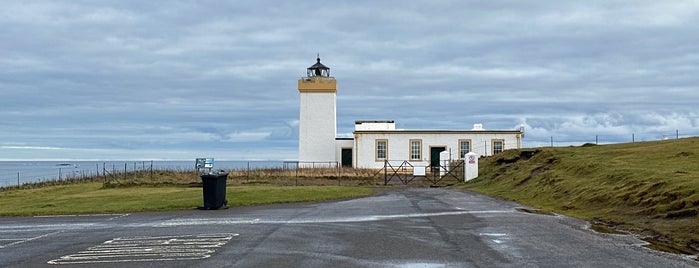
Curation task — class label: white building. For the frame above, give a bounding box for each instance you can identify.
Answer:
[298,57,523,169]
[297,57,337,164]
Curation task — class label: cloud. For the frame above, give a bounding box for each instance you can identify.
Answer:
[1,1,698,160]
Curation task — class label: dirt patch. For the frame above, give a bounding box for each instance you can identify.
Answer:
[496,156,520,165]
[663,208,698,219]
[643,237,698,256]
[516,207,556,216]
[519,150,539,160]
[589,221,627,235]
[675,151,693,157]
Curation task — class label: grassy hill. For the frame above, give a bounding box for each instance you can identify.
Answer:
[462,137,699,256]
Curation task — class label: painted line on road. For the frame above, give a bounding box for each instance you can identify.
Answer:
[156,210,516,227]
[0,230,64,249]
[0,214,131,250]
[34,213,129,218]
[47,233,238,265]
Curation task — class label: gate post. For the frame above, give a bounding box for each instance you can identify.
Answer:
[464,152,479,181]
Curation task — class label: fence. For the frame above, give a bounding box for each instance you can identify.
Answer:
[381,160,465,186]
[523,130,698,148]
[2,131,697,188]
[0,161,160,188]
[0,160,380,188]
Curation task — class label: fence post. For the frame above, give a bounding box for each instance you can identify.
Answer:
[247,162,251,180]
[384,160,388,186]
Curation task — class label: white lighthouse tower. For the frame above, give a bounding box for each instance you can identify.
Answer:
[298,56,337,164]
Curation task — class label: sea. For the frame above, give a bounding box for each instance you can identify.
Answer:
[0,160,286,188]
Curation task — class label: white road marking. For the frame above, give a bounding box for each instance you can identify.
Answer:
[0,231,64,249]
[156,210,515,227]
[479,233,508,237]
[34,213,129,218]
[0,214,131,250]
[47,233,238,265]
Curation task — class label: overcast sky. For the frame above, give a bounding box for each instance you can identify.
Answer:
[1,1,698,161]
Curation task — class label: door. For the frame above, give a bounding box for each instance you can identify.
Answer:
[341,148,353,167]
[430,147,446,169]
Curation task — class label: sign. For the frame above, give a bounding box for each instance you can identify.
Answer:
[468,155,476,164]
[195,158,214,169]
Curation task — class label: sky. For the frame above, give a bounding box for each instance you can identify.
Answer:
[1,1,698,161]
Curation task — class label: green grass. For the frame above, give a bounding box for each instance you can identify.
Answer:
[461,137,699,255]
[0,182,373,216]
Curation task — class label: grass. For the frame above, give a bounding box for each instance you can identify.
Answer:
[0,182,373,216]
[461,137,699,256]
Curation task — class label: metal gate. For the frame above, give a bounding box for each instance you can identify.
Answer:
[382,160,465,186]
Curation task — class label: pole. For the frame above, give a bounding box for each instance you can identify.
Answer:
[632,133,635,143]
[595,135,598,145]
[17,172,20,186]
[676,129,679,139]
[59,168,62,180]
[384,160,388,186]
[550,136,554,147]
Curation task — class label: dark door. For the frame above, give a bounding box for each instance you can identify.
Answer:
[430,147,446,168]
[341,148,352,167]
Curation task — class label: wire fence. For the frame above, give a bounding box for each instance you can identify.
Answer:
[523,129,698,148]
[0,161,287,188]
[2,129,697,188]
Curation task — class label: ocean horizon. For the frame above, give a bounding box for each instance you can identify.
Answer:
[0,160,287,188]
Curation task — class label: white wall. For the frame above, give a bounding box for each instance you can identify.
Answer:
[355,121,395,131]
[354,131,521,169]
[298,92,336,163]
[335,139,354,165]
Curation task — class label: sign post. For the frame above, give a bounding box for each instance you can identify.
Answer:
[464,152,479,182]
[195,158,214,173]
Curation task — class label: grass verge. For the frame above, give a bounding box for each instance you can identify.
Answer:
[460,137,699,257]
[0,182,373,216]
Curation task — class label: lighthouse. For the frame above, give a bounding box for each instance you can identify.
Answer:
[298,56,337,164]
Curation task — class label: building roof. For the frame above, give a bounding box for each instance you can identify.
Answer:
[353,129,523,134]
[355,120,395,124]
[308,57,329,70]
[306,56,331,77]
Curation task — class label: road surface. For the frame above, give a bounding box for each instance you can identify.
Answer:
[0,187,696,267]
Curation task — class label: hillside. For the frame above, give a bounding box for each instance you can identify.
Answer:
[463,137,699,256]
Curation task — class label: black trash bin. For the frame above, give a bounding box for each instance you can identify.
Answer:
[199,170,228,210]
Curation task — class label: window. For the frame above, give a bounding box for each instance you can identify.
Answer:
[376,139,388,161]
[459,139,471,158]
[492,139,504,155]
[409,139,422,160]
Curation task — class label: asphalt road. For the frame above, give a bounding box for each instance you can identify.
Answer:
[0,187,696,267]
